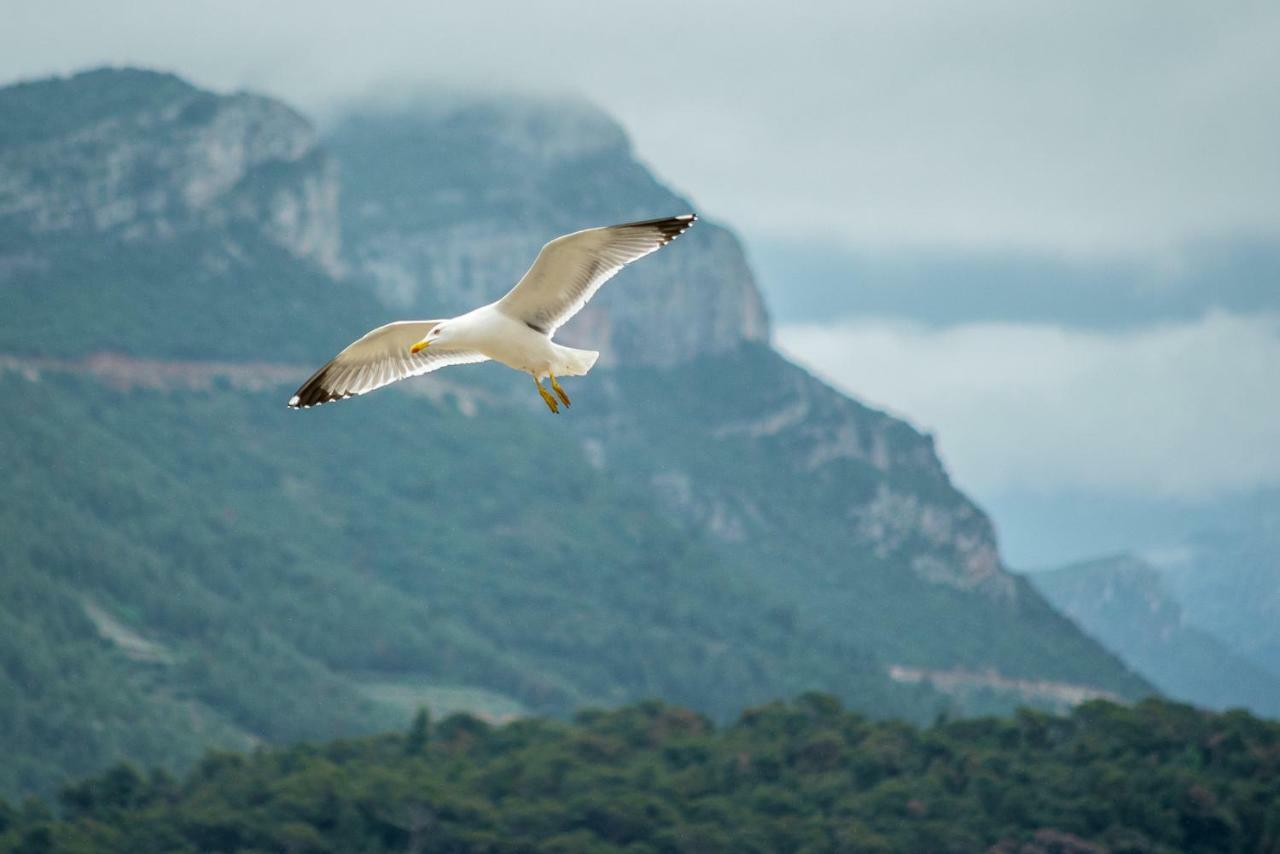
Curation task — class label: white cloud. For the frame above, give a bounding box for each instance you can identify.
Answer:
[2,1,1279,257]
[776,311,1280,498]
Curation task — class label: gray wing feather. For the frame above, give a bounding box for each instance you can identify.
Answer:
[496,214,696,335]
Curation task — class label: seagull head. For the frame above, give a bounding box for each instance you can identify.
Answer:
[410,322,448,354]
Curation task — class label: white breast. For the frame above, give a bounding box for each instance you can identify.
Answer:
[460,305,558,374]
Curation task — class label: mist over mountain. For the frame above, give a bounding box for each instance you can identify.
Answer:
[0,68,1147,799]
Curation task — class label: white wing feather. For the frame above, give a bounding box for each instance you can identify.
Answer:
[496,214,695,335]
[288,320,487,409]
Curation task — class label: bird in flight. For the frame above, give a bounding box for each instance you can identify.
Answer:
[288,214,696,414]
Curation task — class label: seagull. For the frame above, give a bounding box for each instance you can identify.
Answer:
[288,214,696,413]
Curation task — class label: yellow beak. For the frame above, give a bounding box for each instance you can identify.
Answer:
[410,340,430,354]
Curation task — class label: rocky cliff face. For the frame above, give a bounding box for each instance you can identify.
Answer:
[583,347,1014,600]
[0,68,341,274]
[327,98,768,367]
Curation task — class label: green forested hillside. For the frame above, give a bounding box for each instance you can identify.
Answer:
[0,230,380,364]
[4,696,1277,853]
[0,368,937,798]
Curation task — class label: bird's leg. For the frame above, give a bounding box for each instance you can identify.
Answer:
[549,371,571,407]
[532,373,559,414]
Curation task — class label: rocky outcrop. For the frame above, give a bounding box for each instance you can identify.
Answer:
[0,68,341,274]
[327,98,768,367]
[582,345,1018,601]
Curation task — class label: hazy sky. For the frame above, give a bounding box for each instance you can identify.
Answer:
[3,1,1279,257]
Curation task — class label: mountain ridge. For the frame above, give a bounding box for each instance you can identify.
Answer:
[0,67,1150,798]
[1152,501,1280,679]
[1032,553,1280,716]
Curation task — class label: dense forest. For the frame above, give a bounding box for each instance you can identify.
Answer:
[3,695,1277,853]
[0,368,948,800]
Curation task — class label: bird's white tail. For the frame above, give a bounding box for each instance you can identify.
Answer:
[556,346,599,377]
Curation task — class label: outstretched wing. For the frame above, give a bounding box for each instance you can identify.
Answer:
[288,320,488,409]
[496,214,696,335]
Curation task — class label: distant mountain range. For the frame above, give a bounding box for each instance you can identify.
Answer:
[0,68,1147,798]
[1027,490,1280,717]
[1032,554,1280,716]
[1152,495,1280,680]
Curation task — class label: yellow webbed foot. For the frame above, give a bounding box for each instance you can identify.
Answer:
[533,375,560,414]
[541,388,560,414]
[549,372,571,407]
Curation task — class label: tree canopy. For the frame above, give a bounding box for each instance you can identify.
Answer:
[3,695,1278,853]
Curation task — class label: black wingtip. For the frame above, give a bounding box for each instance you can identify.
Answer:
[621,213,697,244]
[288,364,354,410]
[661,213,696,243]
[619,214,696,233]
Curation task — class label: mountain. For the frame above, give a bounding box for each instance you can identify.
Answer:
[328,96,768,368]
[1032,555,1280,715]
[325,94,1147,696]
[0,68,1147,798]
[0,68,376,365]
[0,70,922,799]
[1151,493,1280,679]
